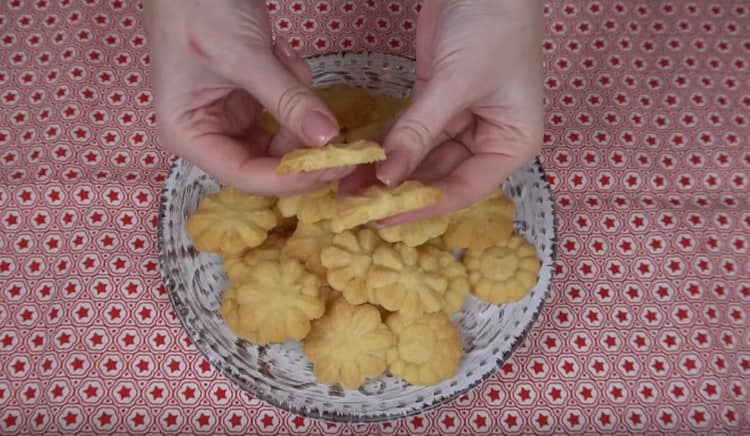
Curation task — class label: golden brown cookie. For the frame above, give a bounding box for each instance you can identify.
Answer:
[220,257,325,344]
[320,228,382,305]
[376,215,450,247]
[331,181,443,233]
[185,187,277,256]
[303,298,395,389]
[276,183,338,224]
[285,220,335,277]
[367,244,470,318]
[271,202,298,235]
[386,311,463,385]
[444,191,515,252]
[276,140,385,174]
[463,233,540,304]
[222,234,286,282]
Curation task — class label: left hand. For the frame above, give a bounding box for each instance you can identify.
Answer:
[343,0,544,224]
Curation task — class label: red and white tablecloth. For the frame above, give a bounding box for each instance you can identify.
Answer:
[1,0,748,434]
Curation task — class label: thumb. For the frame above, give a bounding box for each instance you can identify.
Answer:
[376,78,467,186]
[228,42,339,147]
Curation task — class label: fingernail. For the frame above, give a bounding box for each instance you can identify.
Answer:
[275,38,298,60]
[302,111,339,146]
[376,150,409,186]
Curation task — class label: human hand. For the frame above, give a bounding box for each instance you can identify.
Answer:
[360,0,544,224]
[144,0,352,196]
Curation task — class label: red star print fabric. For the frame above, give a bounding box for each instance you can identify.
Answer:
[0,0,748,434]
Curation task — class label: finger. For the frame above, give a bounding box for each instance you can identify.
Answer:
[337,164,379,196]
[376,79,469,187]
[410,140,471,183]
[225,41,339,147]
[415,0,441,88]
[266,127,300,157]
[377,152,525,226]
[265,39,314,157]
[273,38,312,86]
[380,115,540,226]
[179,132,352,196]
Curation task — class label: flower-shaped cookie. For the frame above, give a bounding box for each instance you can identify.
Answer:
[463,233,540,304]
[444,191,515,252]
[220,257,325,344]
[271,203,298,236]
[276,183,338,224]
[331,181,442,233]
[386,312,463,385]
[320,228,381,305]
[276,140,385,174]
[376,215,450,247]
[222,234,285,282]
[303,298,395,389]
[186,187,277,256]
[286,221,334,277]
[367,244,469,318]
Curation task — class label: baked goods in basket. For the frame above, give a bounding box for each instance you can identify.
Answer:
[286,221,335,277]
[385,311,463,385]
[463,233,540,304]
[303,298,395,389]
[222,234,286,282]
[331,181,443,233]
[185,186,277,256]
[376,215,451,247]
[185,84,541,390]
[367,244,470,318]
[443,191,515,252]
[221,257,325,344]
[320,228,382,305]
[276,183,338,224]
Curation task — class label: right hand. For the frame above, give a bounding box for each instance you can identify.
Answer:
[144,0,352,196]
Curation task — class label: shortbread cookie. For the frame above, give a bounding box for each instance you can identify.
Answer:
[277,183,338,224]
[463,233,540,304]
[303,298,395,389]
[376,215,450,247]
[286,220,335,277]
[222,234,286,282]
[444,191,515,252]
[221,258,325,344]
[276,140,385,174]
[320,228,382,305]
[186,187,277,256]
[386,311,463,385]
[331,181,443,233]
[367,244,469,318]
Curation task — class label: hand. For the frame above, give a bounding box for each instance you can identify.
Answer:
[370,0,544,224]
[144,0,352,196]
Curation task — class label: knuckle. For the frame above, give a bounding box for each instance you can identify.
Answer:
[393,118,433,153]
[275,84,313,127]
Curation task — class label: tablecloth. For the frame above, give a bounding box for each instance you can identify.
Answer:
[0,0,748,434]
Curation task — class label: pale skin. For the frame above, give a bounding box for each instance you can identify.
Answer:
[144,0,543,222]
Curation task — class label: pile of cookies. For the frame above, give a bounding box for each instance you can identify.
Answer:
[185,85,540,390]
